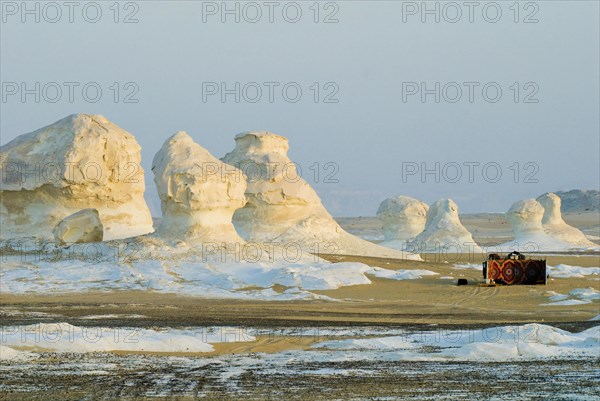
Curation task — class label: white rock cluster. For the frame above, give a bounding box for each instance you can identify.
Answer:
[5,115,594,261]
[151,131,247,244]
[497,198,565,251]
[0,114,153,241]
[222,132,420,260]
[497,194,598,251]
[377,197,481,253]
[409,198,482,253]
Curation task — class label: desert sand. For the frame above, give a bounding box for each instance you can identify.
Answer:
[2,252,598,326]
[2,212,598,328]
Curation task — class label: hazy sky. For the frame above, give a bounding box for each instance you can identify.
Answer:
[1,1,599,216]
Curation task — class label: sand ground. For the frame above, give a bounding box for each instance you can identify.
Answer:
[2,252,598,329]
[2,212,599,331]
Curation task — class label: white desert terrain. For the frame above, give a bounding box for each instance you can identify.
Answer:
[1,116,598,400]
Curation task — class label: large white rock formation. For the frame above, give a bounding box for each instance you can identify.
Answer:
[409,199,482,253]
[377,196,429,249]
[0,114,153,241]
[53,208,103,245]
[496,198,596,252]
[152,131,247,244]
[536,193,597,248]
[222,132,420,260]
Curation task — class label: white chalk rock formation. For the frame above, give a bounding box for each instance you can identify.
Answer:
[53,208,103,245]
[152,131,247,244]
[222,132,420,260]
[0,114,153,241]
[537,193,598,248]
[409,199,482,253]
[377,196,429,249]
[495,198,594,252]
[505,199,546,241]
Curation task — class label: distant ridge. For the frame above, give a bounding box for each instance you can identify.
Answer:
[555,190,600,212]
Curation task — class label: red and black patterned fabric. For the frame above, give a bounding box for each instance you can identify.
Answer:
[483,258,546,285]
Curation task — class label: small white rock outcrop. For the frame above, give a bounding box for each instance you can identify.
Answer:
[0,114,154,241]
[53,208,103,245]
[222,132,420,260]
[377,196,429,249]
[152,131,247,244]
[536,193,597,248]
[495,198,595,252]
[409,199,482,253]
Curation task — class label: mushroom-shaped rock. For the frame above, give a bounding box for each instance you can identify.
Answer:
[536,193,597,248]
[506,199,546,237]
[53,208,103,245]
[222,132,420,260]
[377,196,429,248]
[409,199,482,253]
[0,114,153,241]
[496,198,589,252]
[152,132,247,244]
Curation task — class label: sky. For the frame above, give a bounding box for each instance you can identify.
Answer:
[1,1,599,217]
